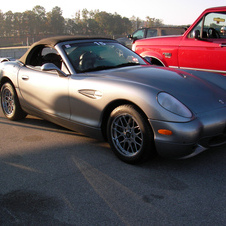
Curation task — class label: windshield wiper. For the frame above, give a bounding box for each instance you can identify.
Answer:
[80,65,116,73]
[81,62,140,73]
[115,62,140,68]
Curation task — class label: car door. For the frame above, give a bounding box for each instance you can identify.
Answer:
[18,66,70,119]
[178,12,226,74]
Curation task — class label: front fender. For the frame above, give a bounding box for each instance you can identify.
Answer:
[0,57,16,63]
[0,61,22,88]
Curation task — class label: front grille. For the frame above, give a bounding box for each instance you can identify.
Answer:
[209,134,226,147]
[199,133,226,148]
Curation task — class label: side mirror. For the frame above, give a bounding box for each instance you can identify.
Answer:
[127,34,138,42]
[195,30,200,39]
[41,63,67,77]
[133,37,138,42]
[143,57,152,64]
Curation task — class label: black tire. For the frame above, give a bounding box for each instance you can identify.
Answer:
[1,82,27,121]
[107,105,155,164]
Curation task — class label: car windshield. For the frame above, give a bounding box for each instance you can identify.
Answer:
[63,41,147,73]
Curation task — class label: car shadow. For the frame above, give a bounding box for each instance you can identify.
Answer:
[0,114,86,137]
[0,111,225,225]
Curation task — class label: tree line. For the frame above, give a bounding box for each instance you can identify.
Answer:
[0,5,164,39]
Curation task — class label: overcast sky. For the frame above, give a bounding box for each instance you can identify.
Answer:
[1,0,225,25]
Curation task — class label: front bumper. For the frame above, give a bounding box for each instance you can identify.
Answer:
[150,107,226,158]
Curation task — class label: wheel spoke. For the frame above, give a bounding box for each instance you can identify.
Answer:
[114,134,125,143]
[111,113,143,157]
[128,142,136,153]
[121,116,128,127]
[113,126,123,134]
[2,88,14,115]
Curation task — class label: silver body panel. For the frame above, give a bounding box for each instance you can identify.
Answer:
[1,37,226,158]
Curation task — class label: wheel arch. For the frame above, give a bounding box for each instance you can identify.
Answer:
[140,51,167,66]
[101,99,151,141]
[0,77,14,90]
[0,80,27,120]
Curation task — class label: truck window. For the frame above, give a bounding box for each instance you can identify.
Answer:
[146,29,157,37]
[132,29,145,39]
[188,12,226,39]
[188,20,203,38]
[203,12,226,38]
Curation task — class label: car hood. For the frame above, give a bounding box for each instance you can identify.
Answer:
[101,65,226,114]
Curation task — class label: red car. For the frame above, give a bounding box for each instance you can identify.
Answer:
[132,7,226,75]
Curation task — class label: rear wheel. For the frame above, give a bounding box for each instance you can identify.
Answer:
[1,82,27,120]
[107,105,155,164]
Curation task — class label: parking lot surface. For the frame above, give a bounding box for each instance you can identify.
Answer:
[0,108,226,225]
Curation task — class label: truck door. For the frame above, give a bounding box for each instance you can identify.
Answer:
[178,12,226,74]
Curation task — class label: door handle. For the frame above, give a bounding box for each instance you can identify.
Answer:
[220,43,226,47]
[21,75,29,80]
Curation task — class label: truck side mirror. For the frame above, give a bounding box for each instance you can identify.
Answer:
[195,30,200,39]
[127,34,137,42]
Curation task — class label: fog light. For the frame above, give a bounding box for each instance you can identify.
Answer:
[158,129,173,135]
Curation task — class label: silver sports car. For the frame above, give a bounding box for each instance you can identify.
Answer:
[1,36,226,163]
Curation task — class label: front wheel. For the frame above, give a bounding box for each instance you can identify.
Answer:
[107,105,155,164]
[1,82,27,120]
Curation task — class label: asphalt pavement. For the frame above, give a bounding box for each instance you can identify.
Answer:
[0,108,226,225]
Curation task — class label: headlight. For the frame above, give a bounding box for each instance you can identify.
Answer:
[157,92,192,118]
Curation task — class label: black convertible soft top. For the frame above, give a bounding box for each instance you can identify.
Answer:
[19,36,114,64]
